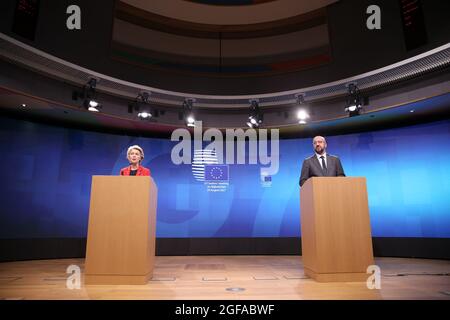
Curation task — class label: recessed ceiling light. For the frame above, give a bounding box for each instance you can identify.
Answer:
[21,103,26,107]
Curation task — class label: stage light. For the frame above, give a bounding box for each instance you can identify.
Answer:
[88,106,100,112]
[132,92,153,120]
[297,110,308,119]
[84,78,99,111]
[345,83,362,117]
[183,98,196,127]
[88,99,100,111]
[247,99,262,128]
[345,103,362,117]
[73,78,102,112]
[295,93,310,124]
[297,110,309,123]
[82,99,100,112]
[186,114,196,127]
[138,111,152,119]
[347,105,358,112]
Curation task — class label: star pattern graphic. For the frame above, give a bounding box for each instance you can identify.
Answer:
[210,167,223,179]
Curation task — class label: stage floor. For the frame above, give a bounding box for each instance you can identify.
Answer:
[0,256,449,300]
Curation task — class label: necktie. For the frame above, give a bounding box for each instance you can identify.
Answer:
[320,156,327,173]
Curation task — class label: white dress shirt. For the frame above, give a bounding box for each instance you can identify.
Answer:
[315,152,327,169]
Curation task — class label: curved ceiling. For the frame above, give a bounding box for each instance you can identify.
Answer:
[120,0,337,25]
[1,30,449,135]
[113,1,333,77]
[2,32,448,109]
[1,0,449,137]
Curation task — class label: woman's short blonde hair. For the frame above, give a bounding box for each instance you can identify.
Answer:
[127,145,144,160]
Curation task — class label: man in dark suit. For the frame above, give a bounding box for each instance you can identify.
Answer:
[299,136,345,187]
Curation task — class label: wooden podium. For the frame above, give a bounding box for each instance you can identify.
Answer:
[85,176,157,285]
[300,177,374,282]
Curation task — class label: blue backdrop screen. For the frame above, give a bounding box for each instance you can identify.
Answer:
[0,117,449,239]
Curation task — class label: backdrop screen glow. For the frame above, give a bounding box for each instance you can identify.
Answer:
[0,117,449,238]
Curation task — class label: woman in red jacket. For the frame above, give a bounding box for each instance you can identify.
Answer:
[120,145,151,176]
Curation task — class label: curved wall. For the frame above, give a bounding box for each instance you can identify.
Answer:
[0,115,449,260]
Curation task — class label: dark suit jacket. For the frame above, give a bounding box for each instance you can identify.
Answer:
[299,154,345,187]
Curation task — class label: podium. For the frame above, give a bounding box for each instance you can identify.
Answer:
[85,176,157,285]
[300,177,374,282]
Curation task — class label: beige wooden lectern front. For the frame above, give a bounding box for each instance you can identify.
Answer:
[85,176,157,285]
[300,177,374,282]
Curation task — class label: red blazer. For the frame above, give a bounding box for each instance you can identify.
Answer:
[120,165,151,176]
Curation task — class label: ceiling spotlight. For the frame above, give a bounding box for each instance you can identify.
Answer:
[85,78,98,106]
[186,114,196,127]
[247,99,263,128]
[345,103,362,117]
[183,98,196,127]
[345,83,362,117]
[297,110,309,123]
[347,105,358,112]
[88,106,100,112]
[138,111,152,119]
[131,92,154,120]
[73,78,102,112]
[21,103,27,107]
[83,99,101,112]
[295,93,310,124]
[129,94,161,119]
